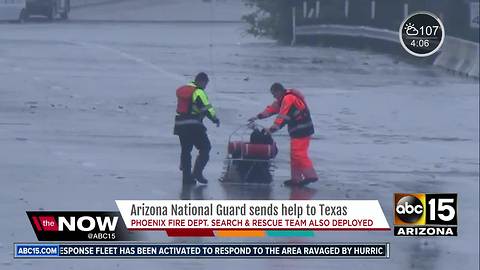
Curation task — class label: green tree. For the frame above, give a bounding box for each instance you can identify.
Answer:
[242,0,293,43]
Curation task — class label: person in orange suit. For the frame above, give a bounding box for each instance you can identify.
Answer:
[249,83,318,186]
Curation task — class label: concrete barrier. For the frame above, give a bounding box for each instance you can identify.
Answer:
[295,24,479,78]
[433,36,479,78]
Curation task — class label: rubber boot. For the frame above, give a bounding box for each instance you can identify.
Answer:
[183,172,196,185]
[182,163,196,185]
[299,178,318,186]
[192,156,209,184]
[283,179,302,187]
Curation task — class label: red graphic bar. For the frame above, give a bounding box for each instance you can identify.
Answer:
[129,228,390,231]
[32,216,42,232]
[38,216,58,231]
[165,229,215,237]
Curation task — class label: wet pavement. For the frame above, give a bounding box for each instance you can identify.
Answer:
[0,1,478,269]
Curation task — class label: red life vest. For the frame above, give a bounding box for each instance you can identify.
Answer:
[282,89,314,138]
[176,84,196,114]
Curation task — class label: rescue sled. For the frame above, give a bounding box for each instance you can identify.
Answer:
[219,122,278,184]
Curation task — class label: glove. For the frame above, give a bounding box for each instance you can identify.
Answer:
[247,116,258,122]
[263,125,278,135]
[262,128,272,135]
[212,117,220,127]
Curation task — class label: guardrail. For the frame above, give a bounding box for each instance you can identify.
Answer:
[70,0,123,9]
[295,24,398,43]
[291,1,479,79]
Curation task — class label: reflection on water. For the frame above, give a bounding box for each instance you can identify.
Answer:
[289,186,317,200]
[180,184,207,200]
[220,182,273,200]
[220,159,274,184]
[408,240,439,270]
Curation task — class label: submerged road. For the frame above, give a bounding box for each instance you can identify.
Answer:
[0,1,478,269]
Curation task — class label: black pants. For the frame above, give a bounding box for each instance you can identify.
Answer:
[178,129,211,180]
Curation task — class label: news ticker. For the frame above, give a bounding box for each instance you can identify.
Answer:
[14,243,390,259]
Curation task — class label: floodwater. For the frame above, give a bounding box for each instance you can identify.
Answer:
[0,0,478,269]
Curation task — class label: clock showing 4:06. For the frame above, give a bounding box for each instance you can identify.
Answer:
[399,12,445,57]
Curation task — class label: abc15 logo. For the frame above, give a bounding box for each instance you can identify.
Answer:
[394,193,457,226]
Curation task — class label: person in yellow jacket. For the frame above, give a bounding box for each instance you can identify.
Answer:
[174,72,220,185]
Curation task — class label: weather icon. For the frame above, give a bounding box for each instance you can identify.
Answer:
[404,23,419,36]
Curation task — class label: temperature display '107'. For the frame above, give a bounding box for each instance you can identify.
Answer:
[399,12,445,57]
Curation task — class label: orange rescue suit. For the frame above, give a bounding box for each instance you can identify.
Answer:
[257,89,317,182]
